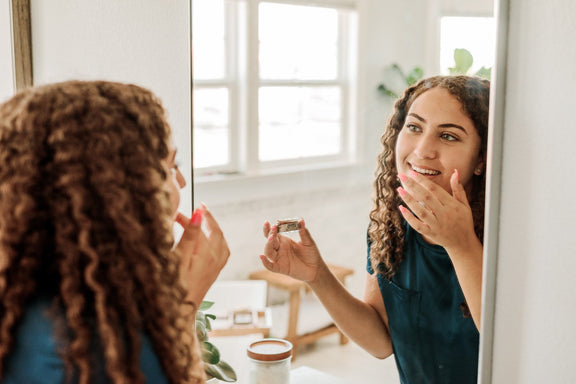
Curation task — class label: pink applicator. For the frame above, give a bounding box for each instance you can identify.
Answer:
[190,208,203,226]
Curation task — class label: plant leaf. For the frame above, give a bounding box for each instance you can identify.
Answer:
[474,66,492,80]
[195,320,208,341]
[449,48,474,75]
[199,301,214,311]
[377,84,398,98]
[201,341,221,365]
[406,67,424,86]
[205,360,238,382]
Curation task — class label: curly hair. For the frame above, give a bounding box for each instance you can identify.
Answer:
[0,81,203,383]
[369,75,490,279]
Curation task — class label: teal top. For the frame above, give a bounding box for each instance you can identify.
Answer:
[367,224,479,384]
[3,297,168,384]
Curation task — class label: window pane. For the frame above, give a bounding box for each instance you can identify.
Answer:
[259,86,341,161]
[440,17,496,75]
[259,3,338,80]
[192,0,225,79]
[193,88,229,168]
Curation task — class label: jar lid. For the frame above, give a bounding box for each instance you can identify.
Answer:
[247,338,293,361]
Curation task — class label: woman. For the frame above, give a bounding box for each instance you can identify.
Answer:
[260,75,490,383]
[0,80,230,383]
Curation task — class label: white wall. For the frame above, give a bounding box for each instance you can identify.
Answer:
[0,0,14,102]
[490,0,576,382]
[29,0,193,216]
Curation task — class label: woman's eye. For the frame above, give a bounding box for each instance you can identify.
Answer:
[440,133,458,141]
[406,124,421,133]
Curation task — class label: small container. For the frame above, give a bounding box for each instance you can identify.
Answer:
[276,218,301,233]
[247,338,293,384]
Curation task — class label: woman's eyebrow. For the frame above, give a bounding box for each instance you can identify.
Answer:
[407,112,426,122]
[407,113,469,136]
[437,123,469,136]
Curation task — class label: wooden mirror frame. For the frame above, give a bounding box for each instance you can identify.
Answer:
[10,0,33,90]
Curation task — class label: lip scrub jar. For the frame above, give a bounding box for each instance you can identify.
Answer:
[247,338,293,384]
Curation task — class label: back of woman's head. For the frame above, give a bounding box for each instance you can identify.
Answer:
[0,81,199,383]
[370,75,490,278]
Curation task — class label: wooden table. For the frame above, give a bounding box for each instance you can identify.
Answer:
[249,264,354,360]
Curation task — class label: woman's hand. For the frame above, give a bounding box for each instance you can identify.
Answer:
[397,170,478,253]
[259,219,326,283]
[175,204,230,306]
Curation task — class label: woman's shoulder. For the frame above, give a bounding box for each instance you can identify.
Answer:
[3,297,66,383]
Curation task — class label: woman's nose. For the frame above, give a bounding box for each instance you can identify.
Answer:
[176,169,187,188]
[413,135,438,159]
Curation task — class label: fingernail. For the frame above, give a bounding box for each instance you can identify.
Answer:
[268,234,274,241]
[398,205,407,214]
[201,202,209,211]
[396,187,407,197]
[454,169,459,182]
[398,173,408,182]
[409,170,418,178]
[190,208,203,226]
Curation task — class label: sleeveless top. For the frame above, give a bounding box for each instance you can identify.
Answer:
[366,224,479,384]
[3,297,169,383]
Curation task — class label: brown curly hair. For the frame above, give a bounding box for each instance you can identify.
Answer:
[0,81,203,383]
[369,75,490,278]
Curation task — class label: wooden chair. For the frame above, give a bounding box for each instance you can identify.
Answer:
[249,264,354,360]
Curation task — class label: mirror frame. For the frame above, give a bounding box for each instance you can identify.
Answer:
[10,0,33,91]
[478,0,509,382]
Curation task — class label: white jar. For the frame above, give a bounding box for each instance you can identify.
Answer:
[247,338,293,384]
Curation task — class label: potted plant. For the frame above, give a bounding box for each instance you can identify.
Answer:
[196,301,238,382]
[377,48,491,99]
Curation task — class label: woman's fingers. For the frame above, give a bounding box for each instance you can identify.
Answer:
[263,221,271,238]
[263,225,281,262]
[450,169,470,206]
[297,219,316,247]
[401,172,446,209]
[175,212,190,228]
[176,209,202,250]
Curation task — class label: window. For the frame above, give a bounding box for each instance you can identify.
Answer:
[439,16,496,75]
[192,0,358,177]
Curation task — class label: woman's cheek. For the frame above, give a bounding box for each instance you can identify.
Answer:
[168,176,181,218]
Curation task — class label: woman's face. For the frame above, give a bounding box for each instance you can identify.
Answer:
[395,87,484,195]
[162,140,186,220]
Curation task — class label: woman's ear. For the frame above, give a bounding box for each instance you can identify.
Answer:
[474,159,485,176]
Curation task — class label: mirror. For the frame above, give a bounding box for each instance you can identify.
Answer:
[192,0,503,383]
[5,0,505,381]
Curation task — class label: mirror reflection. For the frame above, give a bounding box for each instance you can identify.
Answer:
[193,0,496,383]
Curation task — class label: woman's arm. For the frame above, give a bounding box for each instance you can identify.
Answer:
[260,221,393,358]
[397,170,483,329]
[308,268,394,358]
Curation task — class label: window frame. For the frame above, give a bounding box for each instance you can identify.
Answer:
[192,0,359,178]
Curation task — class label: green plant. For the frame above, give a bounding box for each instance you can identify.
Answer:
[377,63,424,99]
[449,48,491,79]
[196,301,237,382]
[377,48,491,99]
